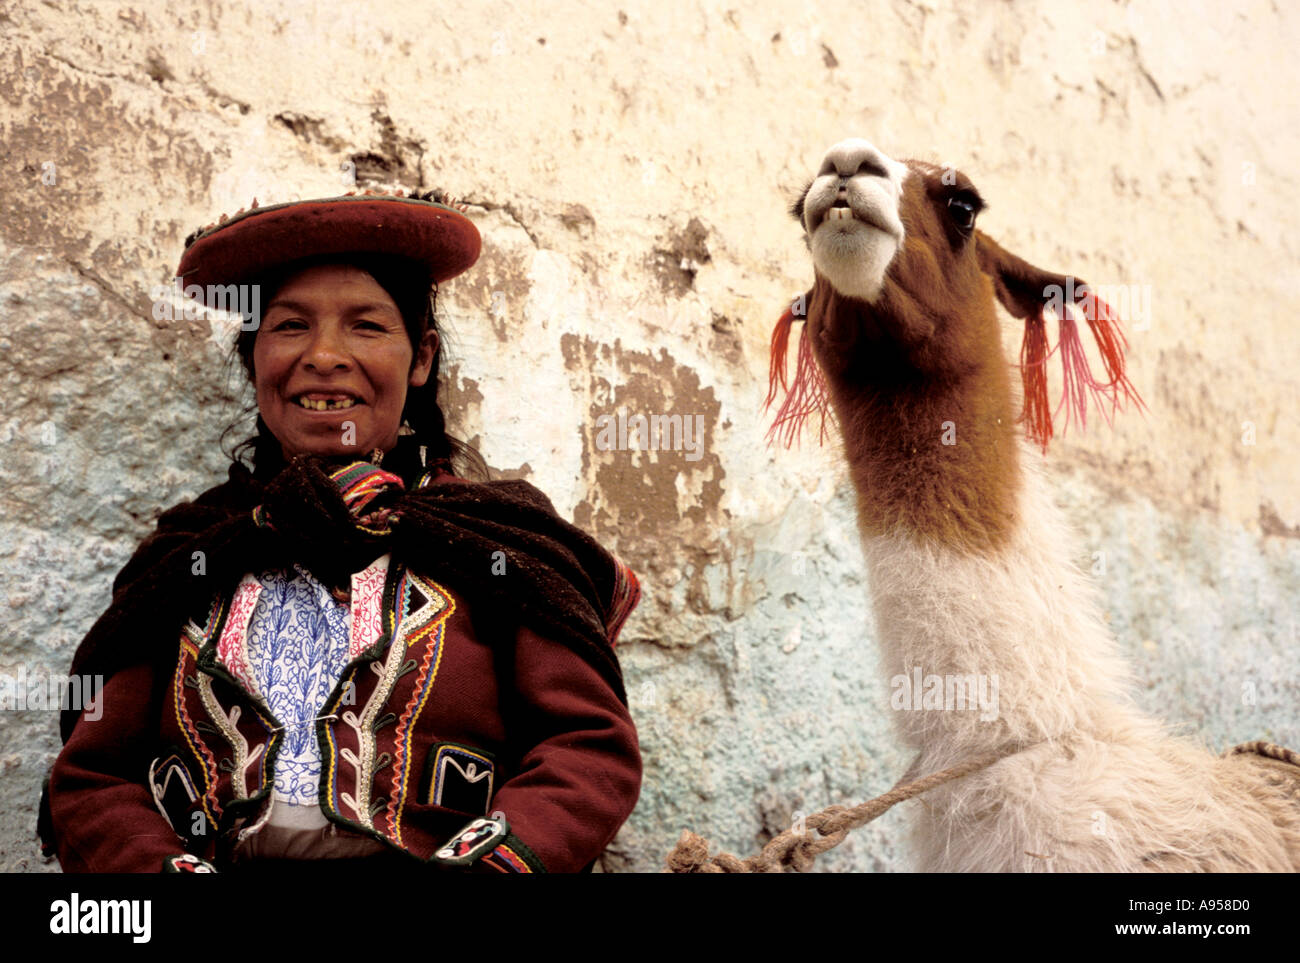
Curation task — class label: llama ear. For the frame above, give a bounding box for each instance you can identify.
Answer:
[973,229,1075,321]
[973,230,1145,452]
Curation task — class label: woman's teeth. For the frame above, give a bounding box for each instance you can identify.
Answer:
[296,397,358,410]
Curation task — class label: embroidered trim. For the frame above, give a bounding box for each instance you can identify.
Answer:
[195,677,265,802]
[162,854,217,873]
[148,753,199,839]
[498,833,546,873]
[482,843,533,873]
[216,575,261,695]
[433,816,509,866]
[186,607,287,848]
[150,754,199,806]
[418,742,493,811]
[337,566,431,828]
[177,625,221,828]
[388,576,455,842]
[349,555,390,660]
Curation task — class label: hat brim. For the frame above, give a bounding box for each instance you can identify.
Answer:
[176,195,481,297]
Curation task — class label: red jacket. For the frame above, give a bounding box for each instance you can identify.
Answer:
[47,556,641,873]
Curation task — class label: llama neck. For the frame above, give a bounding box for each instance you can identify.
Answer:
[830,357,1022,555]
[827,355,1132,757]
[857,446,1133,758]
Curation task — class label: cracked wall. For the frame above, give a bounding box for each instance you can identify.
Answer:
[1,0,1298,873]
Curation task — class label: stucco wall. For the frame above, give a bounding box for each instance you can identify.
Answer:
[1,0,1296,873]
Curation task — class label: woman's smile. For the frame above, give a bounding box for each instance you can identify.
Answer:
[288,390,365,412]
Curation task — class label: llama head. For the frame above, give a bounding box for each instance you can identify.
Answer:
[769,138,1143,450]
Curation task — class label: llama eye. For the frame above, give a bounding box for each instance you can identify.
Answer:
[947,196,978,234]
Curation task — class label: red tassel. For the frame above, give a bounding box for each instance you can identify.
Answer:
[1080,292,1147,421]
[765,304,832,448]
[1021,290,1147,453]
[765,306,795,406]
[1056,303,1097,435]
[1019,312,1053,452]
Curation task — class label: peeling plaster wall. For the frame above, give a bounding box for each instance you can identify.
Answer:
[1,0,1297,873]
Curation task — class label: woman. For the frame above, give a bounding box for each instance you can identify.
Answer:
[39,191,642,873]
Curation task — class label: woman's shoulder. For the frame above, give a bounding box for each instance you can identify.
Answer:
[417,468,560,517]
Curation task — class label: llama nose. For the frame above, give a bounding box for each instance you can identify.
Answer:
[822,138,894,180]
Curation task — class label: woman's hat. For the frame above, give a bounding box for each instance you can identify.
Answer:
[176,189,481,299]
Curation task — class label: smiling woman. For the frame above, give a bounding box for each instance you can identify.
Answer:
[39,191,643,874]
[253,263,431,460]
[245,261,437,463]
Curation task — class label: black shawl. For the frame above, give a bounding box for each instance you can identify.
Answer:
[56,439,635,744]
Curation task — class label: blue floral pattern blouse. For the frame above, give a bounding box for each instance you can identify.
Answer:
[245,564,353,808]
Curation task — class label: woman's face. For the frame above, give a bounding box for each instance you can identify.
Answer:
[253,263,435,461]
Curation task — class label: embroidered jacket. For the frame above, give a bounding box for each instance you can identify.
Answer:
[47,551,641,873]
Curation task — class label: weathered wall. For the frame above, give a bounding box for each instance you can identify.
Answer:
[1,0,1296,873]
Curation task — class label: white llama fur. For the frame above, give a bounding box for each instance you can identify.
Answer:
[861,445,1300,871]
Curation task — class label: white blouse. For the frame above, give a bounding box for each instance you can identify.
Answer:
[225,558,390,860]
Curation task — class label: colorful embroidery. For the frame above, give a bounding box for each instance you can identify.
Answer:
[195,675,265,801]
[482,844,532,873]
[148,753,200,839]
[216,575,261,693]
[349,555,390,660]
[328,463,405,534]
[419,743,493,813]
[162,854,216,873]
[337,566,437,828]
[388,577,455,842]
[176,627,221,828]
[245,564,353,807]
[433,817,508,866]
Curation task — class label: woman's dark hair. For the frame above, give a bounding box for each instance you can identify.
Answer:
[221,253,489,483]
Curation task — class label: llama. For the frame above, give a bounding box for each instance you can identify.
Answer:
[768,138,1300,872]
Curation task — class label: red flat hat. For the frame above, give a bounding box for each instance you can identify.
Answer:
[176,190,481,297]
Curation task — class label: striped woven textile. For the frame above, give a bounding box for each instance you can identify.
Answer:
[328,463,406,516]
[604,556,640,646]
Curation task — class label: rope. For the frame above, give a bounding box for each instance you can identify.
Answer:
[665,747,1021,873]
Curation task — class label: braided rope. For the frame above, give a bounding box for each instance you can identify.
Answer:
[665,748,1018,874]
[1227,740,1300,769]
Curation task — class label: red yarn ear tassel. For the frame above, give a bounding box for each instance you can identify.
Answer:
[1078,291,1147,420]
[765,305,797,409]
[1055,300,1098,436]
[1019,312,1053,452]
[1056,291,1148,436]
[765,304,832,448]
[1021,289,1147,453]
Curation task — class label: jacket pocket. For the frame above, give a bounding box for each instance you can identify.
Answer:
[149,750,206,843]
[419,742,495,816]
